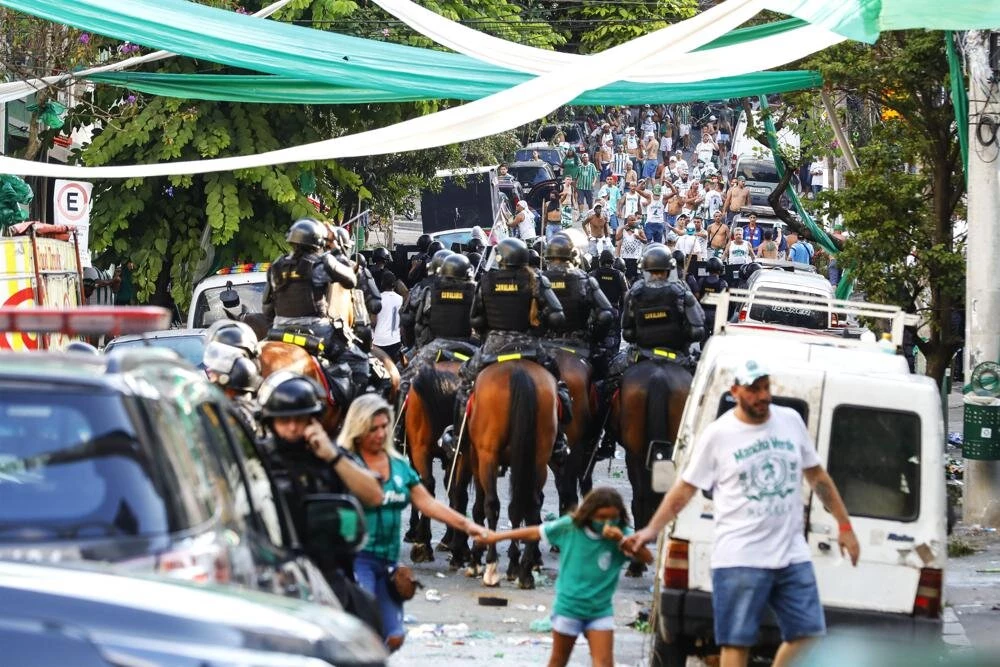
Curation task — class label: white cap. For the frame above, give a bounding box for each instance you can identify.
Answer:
[733,358,769,386]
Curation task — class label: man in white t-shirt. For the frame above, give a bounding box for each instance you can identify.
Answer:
[623,359,859,667]
[372,271,404,362]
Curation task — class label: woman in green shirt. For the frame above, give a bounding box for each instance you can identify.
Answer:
[342,394,487,652]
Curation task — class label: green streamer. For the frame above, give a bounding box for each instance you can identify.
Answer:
[944,31,969,184]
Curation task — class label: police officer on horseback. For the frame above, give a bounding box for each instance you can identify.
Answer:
[393,253,479,445]
[542,234,615,367]
[263,218,371,406]
[590,249,629,370]
[400,244,448,350]
[442,237,572,463]
[204,320,265,439]
[596,245,705,458]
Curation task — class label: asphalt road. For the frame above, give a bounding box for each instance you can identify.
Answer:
[389,453,656,667]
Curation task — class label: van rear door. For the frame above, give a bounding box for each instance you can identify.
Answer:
[808,374,945,615]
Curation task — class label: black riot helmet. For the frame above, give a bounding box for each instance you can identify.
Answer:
[65,340,99,355]
[206,320,260,359]
[706,256,724,275]
[739,262,762,284]
[544,234,575,261]
[258,372,325,419]
[354,252,368,269]
[333,226,352,252]
[599,249,615,267]
[416,234,432,252]
[428,249,452,275]
[226,357,262,393]
[496,238,529,269]
[372,247,392,264]
[426,241,445,256]
[205,344,262,393]
[465,251,482,270]
[439,253,472,279]
[286,218,326,251]
[641,245,675,273]
[528,249,542,268]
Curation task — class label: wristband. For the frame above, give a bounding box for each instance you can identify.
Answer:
[329,447,344,467]
[838,522,853,533]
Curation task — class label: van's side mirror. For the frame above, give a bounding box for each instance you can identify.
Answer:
[220,290,241,310]
[303,493,368,555]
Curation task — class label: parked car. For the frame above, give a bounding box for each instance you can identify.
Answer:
[0,560,386,666]
[104,328,207,368]
[651,297,943,664]
[508,160,558,192]
[514,143,567,177]
[732,155,797,212]
[0,309,359,609]
[535,122,588,155]
[737,266,840,330]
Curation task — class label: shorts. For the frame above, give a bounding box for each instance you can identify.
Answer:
[551,613,615,637]
[644,222,665,243]
[711,561,825,647]
[354,551,405,642]
[679,123,691,137]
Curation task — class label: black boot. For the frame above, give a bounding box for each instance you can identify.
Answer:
[556,380,573,425]
[551,430,570,466]
[594,431,616,461]
[440,385,470,463]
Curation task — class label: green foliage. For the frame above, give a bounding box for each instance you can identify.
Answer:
[554,0,699,53]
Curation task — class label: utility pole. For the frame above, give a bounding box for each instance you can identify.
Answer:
[963,30,1000,527]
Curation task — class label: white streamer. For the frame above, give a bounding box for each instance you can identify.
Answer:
[0,0,761,179]
[0,0,293,104]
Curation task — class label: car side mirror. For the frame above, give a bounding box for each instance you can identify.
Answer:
[220,281,241,309]
[303,493,368,555]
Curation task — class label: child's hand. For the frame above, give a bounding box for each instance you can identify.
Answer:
[602,524,624,542]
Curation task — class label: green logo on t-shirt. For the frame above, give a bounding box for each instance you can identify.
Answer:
[734,438,799,501]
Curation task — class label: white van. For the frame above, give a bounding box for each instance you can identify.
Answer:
[651,295,945,663]
[187,264,269,330]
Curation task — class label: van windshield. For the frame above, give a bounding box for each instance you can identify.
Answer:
[826,406,920,521]
[192,282,266,328]
[738,160,780,183]
[748,287,829,329]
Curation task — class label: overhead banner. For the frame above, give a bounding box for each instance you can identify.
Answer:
[52,179,92,265]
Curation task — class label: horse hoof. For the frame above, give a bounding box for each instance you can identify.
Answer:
[506,572,518,582]
[410,543,434,563]
[465,565,481,578]
[435,541,452,553]
[625,563,645,578]
[482,562,501,587]
[518,578,536,591]
[402,529,417,544]
[449,558,464,570]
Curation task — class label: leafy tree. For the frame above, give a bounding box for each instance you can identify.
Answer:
[70,0,557,311]
[550,0,699,54]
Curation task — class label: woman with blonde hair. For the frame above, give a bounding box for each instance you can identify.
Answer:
[339,394,487,652]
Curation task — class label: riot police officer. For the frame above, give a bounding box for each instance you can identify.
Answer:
[590,249,629,361]
[204,340,265,440]
[407,234,433,286]
[442,238,572,462]
[206,319,261,361]
[262,218,371,405]
[596,245,705,458]
[696,256,729,338]
[370,246,409,300]
[256,372,384,632]
[542,235,614,365]
[400,248,451,350]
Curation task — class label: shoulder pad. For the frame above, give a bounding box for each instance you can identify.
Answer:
[538,274,552,288]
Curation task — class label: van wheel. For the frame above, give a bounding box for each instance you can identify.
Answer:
[650,635,690,667]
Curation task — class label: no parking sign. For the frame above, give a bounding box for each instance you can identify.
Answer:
[52,179,93,266]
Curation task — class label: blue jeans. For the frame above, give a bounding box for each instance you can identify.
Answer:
[644,222,665,243]
[711,561,825,647]
[354,551,405,642]
[546,223,563,240]
[609,213,619,231]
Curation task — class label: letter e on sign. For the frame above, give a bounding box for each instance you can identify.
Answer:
[53,179,93,226]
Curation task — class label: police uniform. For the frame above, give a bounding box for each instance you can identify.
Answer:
[543,262,615,377]
[696,273,728,337]
[400,273,477,385]
[263,249,371,404]
[399,274,436,349]
[591,261,628,354]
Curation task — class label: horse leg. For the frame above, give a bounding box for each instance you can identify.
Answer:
[624,449,649,577]
[481,468,502,588]
[465,476,486,577]
[506,472,525,582]
[448,455,472,568]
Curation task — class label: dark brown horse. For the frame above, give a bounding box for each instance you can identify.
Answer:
[610,359,691,576]
[461,360,558,589]
[548,346,599,514]
[401,361,463,564]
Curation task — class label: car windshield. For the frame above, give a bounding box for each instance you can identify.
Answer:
[738,160,780,183]
[748,287,830,329]
[511,166,552,186]
[0,390,179,541]
[538,125,582,144]
[515,149,560,166]
[107,334,206,367]
[191,282,266,328]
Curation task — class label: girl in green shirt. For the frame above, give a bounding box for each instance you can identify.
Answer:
[478,487,652,667]
[341,395,487,652]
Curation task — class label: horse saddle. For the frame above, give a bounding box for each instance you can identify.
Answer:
[482,347,540,365]
[633,346,686,364]
[543,339,589,359]
[268,327,327,357]
[433,340,478,364]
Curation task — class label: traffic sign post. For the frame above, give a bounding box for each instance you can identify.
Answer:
[52,179,93,266]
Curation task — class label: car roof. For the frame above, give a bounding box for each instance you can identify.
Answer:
[749,269,831,291]
[509,160,553,170]
[434,166,496,178]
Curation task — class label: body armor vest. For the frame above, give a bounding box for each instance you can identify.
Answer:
[632,280,686,349]
[593,267,625,307]
[698,276,725,306]
[544,267,588,333]
[270,254,326,318]
[428,279,475,339]
[482,269,533,332]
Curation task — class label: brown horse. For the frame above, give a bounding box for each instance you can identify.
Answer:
[460,360,558,589]
[548,346,599,515]
[400,361,463,564]
[259,341,343,434]
[610,359,691,576]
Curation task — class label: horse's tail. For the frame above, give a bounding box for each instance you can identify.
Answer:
[411,364,460,439]
[645,366,672,448]
[507,366,538,522]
